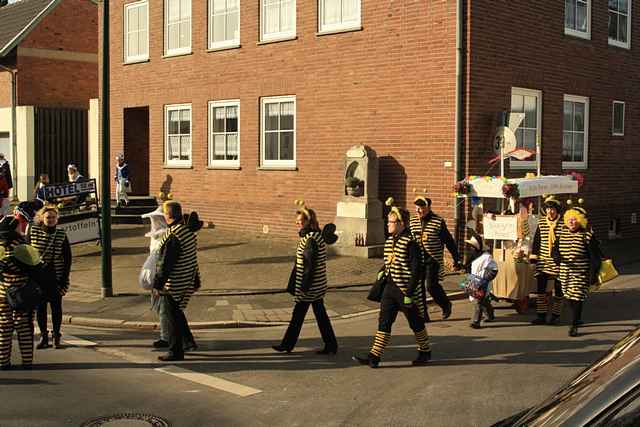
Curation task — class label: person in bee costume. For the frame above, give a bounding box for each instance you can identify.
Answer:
[529,196,564,325]
[273,200,338,355]
[353,198,431,368]
[409,191,462,320]
[552,199,601,337]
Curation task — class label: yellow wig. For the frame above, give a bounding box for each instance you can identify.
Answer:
[563,199,588,229]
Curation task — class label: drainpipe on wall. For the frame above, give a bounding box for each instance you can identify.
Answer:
[0,64,17,200]
[453,0,465,239]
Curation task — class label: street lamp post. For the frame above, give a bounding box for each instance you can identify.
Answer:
[101,0,112,298]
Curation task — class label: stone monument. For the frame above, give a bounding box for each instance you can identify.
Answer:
[332,145,385,257]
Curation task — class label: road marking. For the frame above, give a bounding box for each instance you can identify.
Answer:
[63,335,97,347]
[155,365,262,397]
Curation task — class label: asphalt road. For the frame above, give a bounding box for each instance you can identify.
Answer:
[2,263,639,427]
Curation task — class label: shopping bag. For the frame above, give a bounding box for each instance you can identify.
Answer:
[139,251,160,290]
[591,259,619,291]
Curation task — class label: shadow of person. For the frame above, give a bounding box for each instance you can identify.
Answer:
[160,174,173,196]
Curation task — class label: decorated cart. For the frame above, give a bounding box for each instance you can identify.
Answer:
[456,174,579,312]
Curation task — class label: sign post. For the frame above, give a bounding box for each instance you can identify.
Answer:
[101,0,113,298]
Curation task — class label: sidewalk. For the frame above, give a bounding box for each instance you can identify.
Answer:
[62,225,640,330]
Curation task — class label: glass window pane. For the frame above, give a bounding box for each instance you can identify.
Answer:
[213,0,226,13]
[139,5,147,30]
[214,134,226,159]
[169,136,180,159]
[574,102,585,131]
[619,15,628,42]
[265,103,279,131]
[564,101,573,131]
[343,0,359,22]
[226,106,238,132]
[609,0,619,10]
[619,0,629,13]
[168,0,180,22]
[280,131,294,160]
[265,133,278,160]
[168,110,180,134]
[565,0,575,29]
[324,0,340,25]
[576,2,587,31]
[180,21,191,47]
[281,0,294,32]
[227,11,239,40]
[614,103,624,133]
[139,30,148,55]
[280,102,294,130]
[573,133,584,162]
[180,136,191,160]
[511,94,524,113]
[180,109,191,134]
[128,33,138,57]
[227,134,238,160]
[515,128,524,149]
[265,2,280,34]
[213,107,225,132]
[128,7,139,32]
[181,0,191,18]
[213,14,226,42]
[168,23,179,50]
[609,12,618,38]
[523,129,536,151]
[524,96,537,128]
[562,133,573,162]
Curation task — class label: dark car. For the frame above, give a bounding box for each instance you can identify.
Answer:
[493,326,640,426]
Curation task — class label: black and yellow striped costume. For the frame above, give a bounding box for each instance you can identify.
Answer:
[530,216,563,320]
[0,235,34,368]
[369,231,430,360]
[277,228,337,352]
[157,222,198,310]
[555,227,596,302]
[29,225,70,295]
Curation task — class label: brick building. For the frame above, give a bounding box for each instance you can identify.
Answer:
[106,0,640,240]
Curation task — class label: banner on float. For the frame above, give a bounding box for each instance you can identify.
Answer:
[483,214,518,241]
[59,216,101,244]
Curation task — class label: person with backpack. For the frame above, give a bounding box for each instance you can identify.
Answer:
[462,235,498,329]
[272,200,338,355]
[27,205,71,349]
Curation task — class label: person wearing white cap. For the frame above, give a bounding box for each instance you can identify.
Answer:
[463,235,497,329]
[114,154,131,207]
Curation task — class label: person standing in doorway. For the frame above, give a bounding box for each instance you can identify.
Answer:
[0,153,13,194]
[114,154,131,207]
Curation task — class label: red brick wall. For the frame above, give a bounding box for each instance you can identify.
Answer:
[465,1,640,239]
[0,73,11,108]
[108,1,458,236]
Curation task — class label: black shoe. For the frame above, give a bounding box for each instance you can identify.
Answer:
[531,316,547,325]
[1,364,11,371]
[316,346,338,355]
[36,335,50,349]
[470,322,481,329]
[576,320,585,326]
[442,303,452,320]
[158,354,184,362]
[352,353,379,368]
[21,364,32,370]
[412,351,431,366]
[569,326,579,337]
[547,315,560,325]
[485,309,495,322]
[53,334,62,349]
[272,345,293,353]
[153,339,169,348]
[184,342,198,352]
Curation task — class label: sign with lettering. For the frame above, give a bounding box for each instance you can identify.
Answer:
[43,179,97,200]
[59,216,100,244]
[483,214,518,241]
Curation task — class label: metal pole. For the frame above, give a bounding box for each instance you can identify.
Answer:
[100,0,113,298]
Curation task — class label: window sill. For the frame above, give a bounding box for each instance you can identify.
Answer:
[124,58,150,65]
[162,51,193,59]
[562,163,588,171]
[608,40,631,50]
[564,29,591,41]
[208,165,241,170]
[257,36,297,46]
[258,165,298,171]
[207,44,241,53]
[163,164,193,169]
[611,133,625,137]
[316,26,363,37]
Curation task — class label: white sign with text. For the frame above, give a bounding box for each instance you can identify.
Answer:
[59,217,101,244]
[483,214,518,241]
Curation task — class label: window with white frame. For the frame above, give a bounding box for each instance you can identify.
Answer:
[124,1,149,63]
[563,95,589,169]
[510,88,541,168]
[261,0,296,42]
[612,101,625,136]
[165,0,191,55]
[209,0,240,49]
[565,0,591,39]
[318,0,360,33]
[609,0,631,48]
[209,100,240,167]
[165,104,192,166]
[261,96,296,168]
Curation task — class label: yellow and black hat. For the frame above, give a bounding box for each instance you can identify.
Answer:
[413,188,431,207]
[294,199,310,219]
[563,198,588,229]
[543,195,562,211]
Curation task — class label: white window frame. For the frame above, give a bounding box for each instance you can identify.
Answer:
[562,94,589,170]
[260,95,296,169]
[208,0,240,50]
[318,0,361,34]
[208,100,240,168]
[124,1,149,63]
[260,0,296,42]
[608,0,632,49]
[510,87,542,170]
[164,0,192,56]
[165,104,192,167]
[612,100,626,136]
[564,0,591,40]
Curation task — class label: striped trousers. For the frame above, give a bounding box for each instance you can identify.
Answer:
[0,300,34,367]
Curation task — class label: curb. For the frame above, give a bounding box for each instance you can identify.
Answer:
[61,291,469,331]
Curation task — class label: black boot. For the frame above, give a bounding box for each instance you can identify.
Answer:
[53,333,62,349]
[531,314,547,325]
[569,326,579,337]
[272,344,293,353]
[36,333,50,349]
[316,344,338,355]
[412,351,431,366]
[547,314,560,325]
[352,353,379,368]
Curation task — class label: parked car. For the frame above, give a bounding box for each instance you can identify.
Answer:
[492,326,640,426]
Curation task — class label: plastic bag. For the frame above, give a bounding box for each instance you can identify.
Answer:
[139,251,159,290]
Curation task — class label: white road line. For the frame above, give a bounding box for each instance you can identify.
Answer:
[155,365,262,397]
[63,335,97,347]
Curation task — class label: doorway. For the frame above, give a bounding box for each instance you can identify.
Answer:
[123,107,149,196]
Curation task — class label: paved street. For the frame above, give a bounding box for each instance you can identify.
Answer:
[2,263,639,427]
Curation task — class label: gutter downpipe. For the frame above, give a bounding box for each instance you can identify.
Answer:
[454,0,465,238]
[0,64,17,200]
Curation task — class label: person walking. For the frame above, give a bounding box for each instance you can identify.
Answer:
[353,199,431,368]
[552,199,601,337]
[529,196,564,325]
[114,154,131,207]
[463,235,497,329]
[272,200,338,355]
[33,174,50,203]
[152,201,199,361]
[27,205,71,349]
[409,195,462,320]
